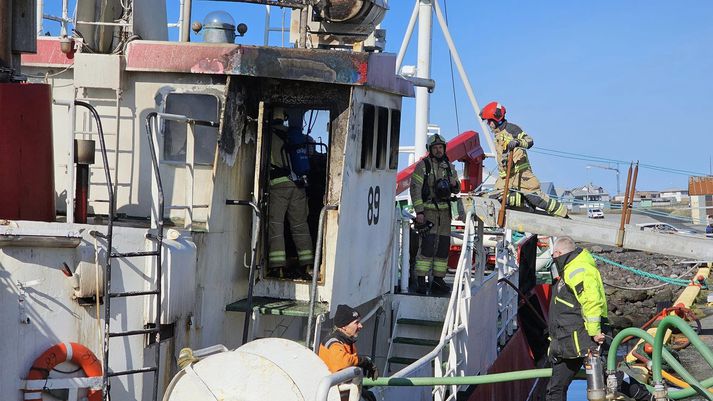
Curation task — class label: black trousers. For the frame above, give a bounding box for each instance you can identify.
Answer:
[545,357,583,401]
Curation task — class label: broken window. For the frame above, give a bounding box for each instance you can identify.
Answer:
[163,93,219,165]
[375,107,389,170]
[360,104,376,170]
[389,109,401,170]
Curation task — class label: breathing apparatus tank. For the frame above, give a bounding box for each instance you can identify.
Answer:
[287,126,310,178]
[585,346,606,401]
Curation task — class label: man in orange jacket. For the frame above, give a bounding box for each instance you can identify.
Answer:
[319,304,378,380]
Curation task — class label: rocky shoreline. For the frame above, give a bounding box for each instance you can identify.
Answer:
[583,243,701,331]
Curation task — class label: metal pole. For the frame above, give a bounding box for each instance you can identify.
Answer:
[54,99,77,223]
[395,1,419,74]
[37,0,44,36]
[61,0,68,37]
[307,204,338,347]
[298,7,309,48]
[263,5,271,46]
[225,199,262,344]
[177,0,185,40]
[185,122,195,229]
[432,0,496,157]
[180,0,192,42]
[414,0,433,160]
[400,215,410,292]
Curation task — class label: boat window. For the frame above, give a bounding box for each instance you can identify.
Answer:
[302,109,330,156]
[163,93,219,165]
[389,109,401,170]
[360,104,375,170]
[375,107,389,169]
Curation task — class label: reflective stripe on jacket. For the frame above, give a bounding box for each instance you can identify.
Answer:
[494,122,534,177]
[318,331,360,373]
[548,248,608,359]
[410,156,458,213]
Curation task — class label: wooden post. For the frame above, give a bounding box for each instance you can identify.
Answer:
[497,152,514,228]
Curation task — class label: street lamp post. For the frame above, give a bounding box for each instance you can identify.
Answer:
[587,164,620,196]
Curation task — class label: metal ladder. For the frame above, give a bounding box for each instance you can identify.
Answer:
[76,101,165,401]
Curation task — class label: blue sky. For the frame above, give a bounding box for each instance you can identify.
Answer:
[43,1,713,194]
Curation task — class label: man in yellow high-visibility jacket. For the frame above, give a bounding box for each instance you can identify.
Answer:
[480,101,568,218]
[546,236,608,401]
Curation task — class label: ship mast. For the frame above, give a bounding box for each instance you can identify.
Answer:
[396,0,497,160]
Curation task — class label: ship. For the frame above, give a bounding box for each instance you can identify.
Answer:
[3,1,713,401]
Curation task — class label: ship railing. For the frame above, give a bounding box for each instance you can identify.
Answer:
[495,229,520,346]
[387,210,478,401]
[383,208,521,401]
[36,0,132,37]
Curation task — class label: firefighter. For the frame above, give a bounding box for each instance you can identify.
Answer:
[410,134,459,294]
[318,304,378,378]
[546,236,608,401]
[480,101,568,218]
[267,108,313,280]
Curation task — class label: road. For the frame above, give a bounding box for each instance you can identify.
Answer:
[569,210,708,234]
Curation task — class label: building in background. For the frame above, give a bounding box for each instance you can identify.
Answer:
[689,177,713,224]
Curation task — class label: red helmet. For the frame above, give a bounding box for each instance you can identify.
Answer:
[480,102,506,122]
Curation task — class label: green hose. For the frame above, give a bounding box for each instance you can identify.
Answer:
[363,368,552,387]
[652,315,713,400]
[608,327,713,399]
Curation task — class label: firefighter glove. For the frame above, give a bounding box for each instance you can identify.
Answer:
[358,356,379,380]
[506,139,520,151]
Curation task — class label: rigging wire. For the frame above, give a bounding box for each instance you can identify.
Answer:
[442,0,461,134]
[529,147,709,177]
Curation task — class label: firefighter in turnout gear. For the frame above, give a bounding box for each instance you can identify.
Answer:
[546,236,608,401]
[480,101,568,218]
[267,108,313,280]
[410,134,459,295]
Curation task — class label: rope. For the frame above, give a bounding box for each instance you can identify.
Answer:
[592,254,705,288]
[602,264,699,291]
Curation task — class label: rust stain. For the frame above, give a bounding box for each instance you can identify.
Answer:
[356,61,368,84]
[689,176,713,195]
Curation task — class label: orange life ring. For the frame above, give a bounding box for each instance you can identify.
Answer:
[25,342,103,401]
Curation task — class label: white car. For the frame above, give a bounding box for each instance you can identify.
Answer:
[587,208,604,219]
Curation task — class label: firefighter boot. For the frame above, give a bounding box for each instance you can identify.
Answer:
[432,277,451,294]
[297,265,313,281]
[414,276,428,294]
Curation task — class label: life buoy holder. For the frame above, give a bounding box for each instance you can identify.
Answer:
[24,342,103,401]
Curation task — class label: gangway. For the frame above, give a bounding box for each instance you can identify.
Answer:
[473,197,713,261]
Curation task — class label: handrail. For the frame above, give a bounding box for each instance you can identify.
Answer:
[307,204,338,348]
[392,210,475,380]
[315,367,363,401]
[225,199,261,344]
[387,207,520,401]
[151,112,217,229]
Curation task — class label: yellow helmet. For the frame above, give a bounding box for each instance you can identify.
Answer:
[426,133,447,152]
